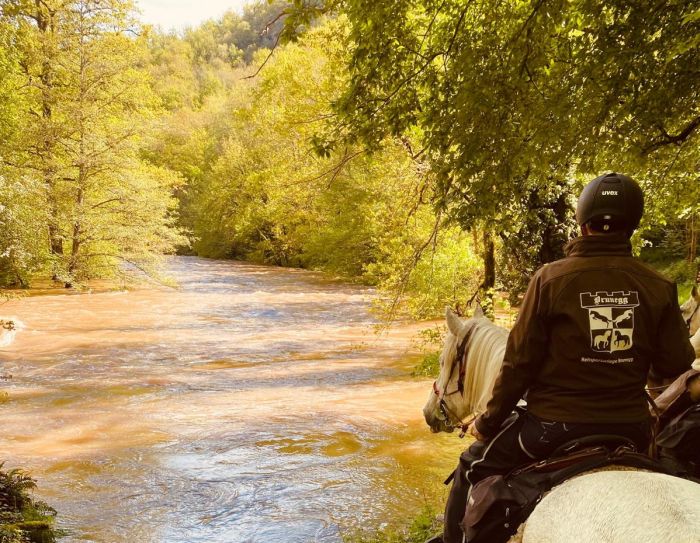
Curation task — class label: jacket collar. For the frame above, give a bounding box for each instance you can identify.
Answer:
[564,235,632,257]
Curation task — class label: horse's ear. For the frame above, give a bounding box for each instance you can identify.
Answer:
[693,284,700,301]
[445,306,465,336]
[473,304,485,318]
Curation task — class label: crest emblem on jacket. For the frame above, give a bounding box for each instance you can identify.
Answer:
[580,291,639,353]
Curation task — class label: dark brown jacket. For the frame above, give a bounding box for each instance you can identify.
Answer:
[475,235,695,438]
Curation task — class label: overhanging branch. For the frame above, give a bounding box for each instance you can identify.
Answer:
[641,115,700,155]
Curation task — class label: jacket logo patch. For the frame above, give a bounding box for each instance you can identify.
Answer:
[580,291,639,353]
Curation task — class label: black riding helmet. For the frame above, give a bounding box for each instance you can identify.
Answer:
[576,172,644,235]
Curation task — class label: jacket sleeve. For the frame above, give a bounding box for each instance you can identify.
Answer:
[648,283,695,382]
[474,270,549,438]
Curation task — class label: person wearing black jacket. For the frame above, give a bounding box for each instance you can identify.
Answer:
[439,172,696,543]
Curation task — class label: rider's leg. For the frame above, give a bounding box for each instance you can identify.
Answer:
[443,411,530,543]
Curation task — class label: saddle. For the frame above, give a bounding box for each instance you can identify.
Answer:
[461,437,672,543]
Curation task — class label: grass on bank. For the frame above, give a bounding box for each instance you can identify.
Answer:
[343,505,442,543]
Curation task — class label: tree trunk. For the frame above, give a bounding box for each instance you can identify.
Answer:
[35,2,64,279]
[66,183,85,287]
[538,188,570,265]
[481,229,495,316]
[689,214,697,265]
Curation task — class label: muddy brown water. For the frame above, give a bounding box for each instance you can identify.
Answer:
[0,257,465,543]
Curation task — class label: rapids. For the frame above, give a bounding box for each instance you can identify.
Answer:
[0,257,462,542]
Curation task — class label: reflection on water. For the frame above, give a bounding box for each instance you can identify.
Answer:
[0,257,464,542]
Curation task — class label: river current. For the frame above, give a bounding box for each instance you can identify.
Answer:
[0,257,463,543]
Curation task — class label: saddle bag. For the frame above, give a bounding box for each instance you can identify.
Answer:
[461,473,538,543]
[657,404,700,478]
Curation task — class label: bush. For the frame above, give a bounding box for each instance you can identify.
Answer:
[0,464,59,543]
[412,351,441,378]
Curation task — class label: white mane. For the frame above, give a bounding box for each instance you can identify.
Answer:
[459,320,508,416]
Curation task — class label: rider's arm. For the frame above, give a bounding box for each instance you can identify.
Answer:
[474,270,549,439]
[649,283,695,382]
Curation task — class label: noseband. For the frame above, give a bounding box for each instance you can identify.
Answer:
[432,325,477,436]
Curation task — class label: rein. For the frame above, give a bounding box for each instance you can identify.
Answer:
[432,325,477,437]
[645,389,663,459]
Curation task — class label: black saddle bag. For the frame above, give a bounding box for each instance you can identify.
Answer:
[657,404,700,478]
[461,473,537,543]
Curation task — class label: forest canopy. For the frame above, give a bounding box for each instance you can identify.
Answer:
[0,0,698,316]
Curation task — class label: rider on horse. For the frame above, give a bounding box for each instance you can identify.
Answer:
[439,172,696,543]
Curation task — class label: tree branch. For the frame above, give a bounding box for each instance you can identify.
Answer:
[241,31,283,80]
[287,149,366,187]
[641,115,700,155]
[366,2,470,115]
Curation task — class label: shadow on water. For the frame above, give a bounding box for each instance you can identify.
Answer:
[0,257,465,542]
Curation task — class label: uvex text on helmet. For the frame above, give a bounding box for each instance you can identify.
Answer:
[575,172,644,231]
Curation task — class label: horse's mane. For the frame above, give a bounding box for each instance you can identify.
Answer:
[442,317,508,417]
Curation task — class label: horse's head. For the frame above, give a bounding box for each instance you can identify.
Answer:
[681,285,700,336]
[422,305,486,433]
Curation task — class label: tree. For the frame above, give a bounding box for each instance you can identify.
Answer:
[284,0,700,296]
[0,20,46,286]
[183,1,287,66]
[1,0,69,277]
[146,14,483,318]
[1,0,187,285]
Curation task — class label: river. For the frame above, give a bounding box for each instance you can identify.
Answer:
[0,257,464,543]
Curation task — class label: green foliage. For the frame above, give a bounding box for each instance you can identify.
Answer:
[0,176,46,287]
[0,0,187,286]
[284,0,700,297]
[3,0,697,310]
[0,463,59,543]
[411,325,445,378]
[412,351,441,378]
[145,13,483,317]
[366,224,482,319]
[183,1,287,65]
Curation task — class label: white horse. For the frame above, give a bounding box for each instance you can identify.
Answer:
[681,284,700,337]
[423,307,700,543]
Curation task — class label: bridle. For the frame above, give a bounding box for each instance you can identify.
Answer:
[432,325,477,437]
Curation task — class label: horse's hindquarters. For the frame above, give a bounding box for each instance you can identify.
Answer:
[520,470,700,543]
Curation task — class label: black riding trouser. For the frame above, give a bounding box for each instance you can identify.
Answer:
[443,410,650,543]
